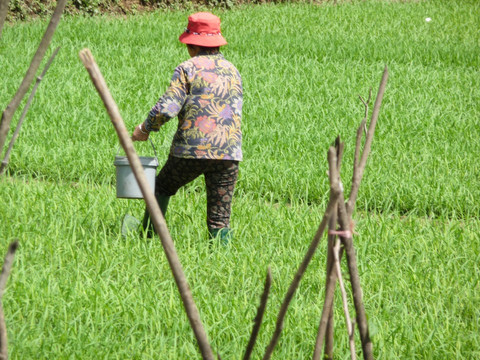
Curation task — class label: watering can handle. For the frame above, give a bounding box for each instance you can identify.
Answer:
[116,138,158,158]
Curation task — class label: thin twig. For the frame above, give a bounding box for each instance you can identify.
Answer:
[0,47,61,176]
[79,48,215,360]
[333,239,356,360]
[353,90,371,170]
[263,146,342,360]
[0,240,19,360]
[243,267,272,360]
[0,0,66,156]
[347,66,388,217]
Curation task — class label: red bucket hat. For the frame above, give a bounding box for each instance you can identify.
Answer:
[179,12,227,47]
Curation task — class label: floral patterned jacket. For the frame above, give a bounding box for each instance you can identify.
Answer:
[144,52,243,161]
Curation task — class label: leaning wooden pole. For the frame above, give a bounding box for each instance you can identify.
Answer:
[323,207,337,360]
[337,67,388,360]
[243,267,272,360]
[312,143,344,360]
[0,47,60,176]
[324,137,344,359]
[0,0,66,157]
[0,0,10,40]
[0,240,19,360]
[79,48,215,360]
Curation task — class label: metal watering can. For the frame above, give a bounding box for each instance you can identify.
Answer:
[114,139,159,199]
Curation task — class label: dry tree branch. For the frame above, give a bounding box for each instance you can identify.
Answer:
[0,47,60,176]
[316,67,387,360]
[336,67,387,360]
[313,139,344,360]
[346,66,389,217]
[336,193,373,360]
[333,238,356,360]
[0,240,19,360]
[323,208,337,360]
[0,0,10,39]
[243,267,272,360]
[0,0,66,157]
[263,146,342,360]
[78,48,215,360]
[324,137,343,359]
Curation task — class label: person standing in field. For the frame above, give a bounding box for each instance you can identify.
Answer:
[132,12,243,245]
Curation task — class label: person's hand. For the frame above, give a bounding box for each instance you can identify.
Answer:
[132,123,150,141]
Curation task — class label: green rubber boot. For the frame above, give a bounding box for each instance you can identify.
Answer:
[142,194,170,238]
[208,227,233,246]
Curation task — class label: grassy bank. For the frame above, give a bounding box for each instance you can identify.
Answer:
[1,1,479,359]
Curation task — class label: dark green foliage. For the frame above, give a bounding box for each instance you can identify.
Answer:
[5,0,297,20]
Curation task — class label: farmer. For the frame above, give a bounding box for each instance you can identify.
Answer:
[132,12,243,245]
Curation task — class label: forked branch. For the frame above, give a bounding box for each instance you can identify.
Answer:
[347,66,389,217]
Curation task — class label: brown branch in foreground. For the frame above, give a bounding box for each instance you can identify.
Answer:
[0,240,19,360]
[312,243,346,360]
[0,0,10,39]
[346,66,389,217]
[318,67,387,360]
[243,267,272,360]
[323,208,337,360]
[0,47,60,176]
[312,146,344,360]
[337,194,373,360]
[324,137,343,359]
[333,239,356,360]
[338,68,387,359]
[0,0,66,157]
[263,146,342,360]
[78,48,215,360]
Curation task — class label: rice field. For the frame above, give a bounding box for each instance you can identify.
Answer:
[0,1,479,359]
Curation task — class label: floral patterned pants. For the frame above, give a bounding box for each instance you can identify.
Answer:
[155,156,239,229]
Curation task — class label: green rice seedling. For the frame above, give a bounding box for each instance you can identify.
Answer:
[1,1,479,359]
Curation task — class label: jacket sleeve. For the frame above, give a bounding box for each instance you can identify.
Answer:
[144,65,189,132]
